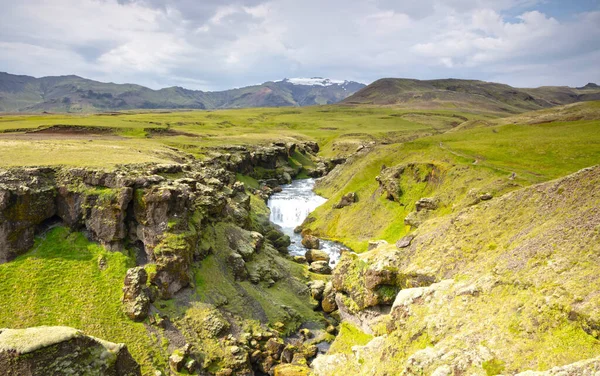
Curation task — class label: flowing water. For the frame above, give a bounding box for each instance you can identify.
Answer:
[267,178,346,266]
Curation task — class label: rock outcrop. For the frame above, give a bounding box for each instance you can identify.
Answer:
[376,162,441,202]
[333,192,357,209]
[121,267,152,321]
[0,326,140,375]
[0,142,321,300]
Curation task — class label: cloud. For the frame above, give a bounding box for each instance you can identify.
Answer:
[0,0,598,90]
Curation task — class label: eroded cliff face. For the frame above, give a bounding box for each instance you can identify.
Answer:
[0,142,321,286]
[0,141,341,375]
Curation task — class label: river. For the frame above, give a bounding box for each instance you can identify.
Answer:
[267,178,345,266]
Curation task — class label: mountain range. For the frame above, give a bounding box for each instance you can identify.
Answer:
[2,72,599,114]
[342,78,600,113]
[0,72,365,113]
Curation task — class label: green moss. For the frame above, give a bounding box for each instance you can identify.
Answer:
[328,322,373,355]
[236,173,259,190]
[0,227,163,373]
[482,359,505,376]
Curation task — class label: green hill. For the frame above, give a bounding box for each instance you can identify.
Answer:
[342,78,600,114]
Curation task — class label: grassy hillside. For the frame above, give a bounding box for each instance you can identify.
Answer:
[342,78,600,114]
[314,164,600,375]
[303,102,600,251]
[0,228,164,372]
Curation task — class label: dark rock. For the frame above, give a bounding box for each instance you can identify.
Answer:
[304,141,319,153]
[0,326,141,375]
[307,280,326,301]
[151,233,195,298]
[281,345,296,363]
[415,197,438,211]
[202,310,230,337]
[480,193,493,201]
[185,359,198,373]
[321,282,337,313]
[169,351,185,372]
[0,179,57,263]
[308,261,331,275]
[265,337,285,358]
[122,267,151,321]
[396,235,415,249]
[334,192,357,209]
[84,187,133,251]
[326,325,338,335]
[229,253,248,281]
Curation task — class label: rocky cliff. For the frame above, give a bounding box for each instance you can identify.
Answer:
[0,141,339,374]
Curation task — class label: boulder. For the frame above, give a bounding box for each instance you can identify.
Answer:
[309,261,332,275]
[396,235,415,249]
[0,326,140,375]
[293,256,307,264]
[321,282,337,313]
[308,280,326,301]
[480,193,493,201]
[305,249,330,263]
[265,338,285,358]
[301,235,320,250]
[169,351,185,372]
[334,192,357,209]
[415,197,438,211]
[229,253,248,281]
[202,310,230,338]
[121,267,151,321]
[281,344,297,363]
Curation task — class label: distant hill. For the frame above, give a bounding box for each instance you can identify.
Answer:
[341,78,600,114]
[0,73,365,113]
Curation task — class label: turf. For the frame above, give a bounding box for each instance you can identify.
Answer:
[0,227,163,373]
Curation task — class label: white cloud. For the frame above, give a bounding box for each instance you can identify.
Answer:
[0,0,598,90]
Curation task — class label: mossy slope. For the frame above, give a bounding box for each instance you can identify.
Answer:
[315,165,600,375]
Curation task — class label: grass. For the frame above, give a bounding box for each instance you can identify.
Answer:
[0,106,490,166]
[306,114,600,251]
[328,322,373,355]
[0,227,162,373]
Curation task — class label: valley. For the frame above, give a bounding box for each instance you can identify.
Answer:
[0,81,599,375]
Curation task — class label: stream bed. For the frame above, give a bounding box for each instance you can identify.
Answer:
[267,178,346,267]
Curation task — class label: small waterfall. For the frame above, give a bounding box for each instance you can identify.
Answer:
[267,179,345,266]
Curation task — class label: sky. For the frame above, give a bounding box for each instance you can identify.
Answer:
[0,0,599,91]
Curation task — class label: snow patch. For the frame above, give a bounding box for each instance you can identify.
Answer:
[280,77,349,86]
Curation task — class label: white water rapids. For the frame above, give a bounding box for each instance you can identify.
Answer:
[267,178,345,266]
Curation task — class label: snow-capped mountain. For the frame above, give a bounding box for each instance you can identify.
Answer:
[0,72,367,112]
[280,77,356,87]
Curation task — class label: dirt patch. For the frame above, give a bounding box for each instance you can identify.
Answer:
[145,128,200,138]
[33,125,114,135]
[0,125,125,140]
